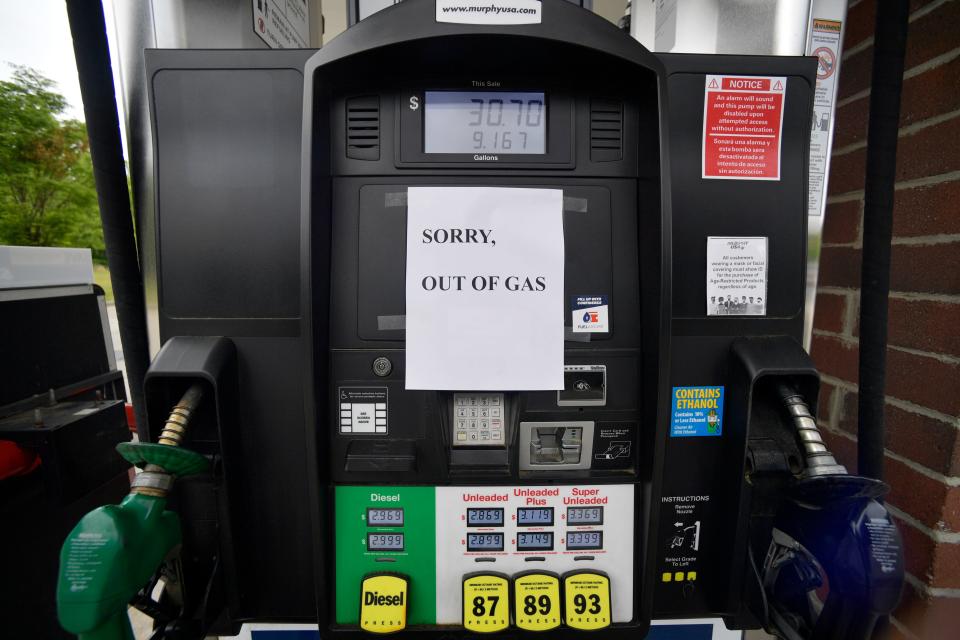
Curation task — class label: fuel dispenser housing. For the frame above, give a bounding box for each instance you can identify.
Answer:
[118,1,901,637]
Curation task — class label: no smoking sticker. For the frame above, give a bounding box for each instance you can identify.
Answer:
[702,75,786,180]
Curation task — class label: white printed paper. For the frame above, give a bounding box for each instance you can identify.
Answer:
[405,187,564,390]
[706,237,767,316]
[436,0,542,25]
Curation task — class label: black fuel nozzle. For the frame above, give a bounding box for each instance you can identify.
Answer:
[778,385,847,479]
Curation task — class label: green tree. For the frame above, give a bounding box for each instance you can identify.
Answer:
[0,66,104,257]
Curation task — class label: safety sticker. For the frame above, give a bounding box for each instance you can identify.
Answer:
[339,387,388,434]
[572,295,609,333]
[702,75,786,180]
[670,387,724,437]
[706,237,767,316]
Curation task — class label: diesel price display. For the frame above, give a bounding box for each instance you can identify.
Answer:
[424,91,546,154]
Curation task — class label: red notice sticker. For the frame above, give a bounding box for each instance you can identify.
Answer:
[702,75,786,181]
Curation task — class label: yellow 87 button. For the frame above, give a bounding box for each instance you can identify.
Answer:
[462,573,510,633]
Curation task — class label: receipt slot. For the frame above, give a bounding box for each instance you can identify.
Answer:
[137,1,894,639]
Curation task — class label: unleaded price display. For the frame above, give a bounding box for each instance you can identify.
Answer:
[367,507,404,527]
[566,506,603,525]
[367,532,404,551]
[517,532,554,551]
[467,532,505,552]
[517,507,554,526]
[466,507,504,527]
[566,531,603,550]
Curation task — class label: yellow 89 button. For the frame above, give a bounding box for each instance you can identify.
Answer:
[563,570,611,630]
[513,572,561,632]
[462,573,510,633]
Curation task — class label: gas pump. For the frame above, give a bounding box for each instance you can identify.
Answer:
[57,1,903,638]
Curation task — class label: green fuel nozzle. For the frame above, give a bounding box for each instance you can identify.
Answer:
[57,385,210,640]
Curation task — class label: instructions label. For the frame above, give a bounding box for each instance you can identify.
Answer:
[571,295,609,333]
[436,0,542,25]
[702,75,786,180]
[660,495,709,583]
[670,386,724,437]
[405,187,564,391]
[707,237,767,316]
[807,19,843,216]
[251,0,309,48]
[339,387,388,434]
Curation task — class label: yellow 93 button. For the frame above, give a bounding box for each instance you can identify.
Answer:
[513,571,561,632]
[359,573,408,633]
[563,570,611,630]
[462,573,510,633]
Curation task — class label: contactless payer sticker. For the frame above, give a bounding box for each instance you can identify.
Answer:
[572,295,609,333]
[670,386,724,437]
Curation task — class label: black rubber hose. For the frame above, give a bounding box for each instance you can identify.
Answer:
[857,1,910,482]
[65,0,151,439]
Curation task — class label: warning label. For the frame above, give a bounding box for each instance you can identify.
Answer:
[702,75,786,180]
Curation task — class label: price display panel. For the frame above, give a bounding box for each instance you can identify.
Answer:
[467,532,505,552]
[566,531,603,550]
[466,508,504,527]
[366,507,404,527]
[566,506,603,525]
[517,507,554,527]
[424,91,546,154]
[367,532,404,551]
[517,532,554,551]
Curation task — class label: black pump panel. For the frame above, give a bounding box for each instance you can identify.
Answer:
[144,0,816,636]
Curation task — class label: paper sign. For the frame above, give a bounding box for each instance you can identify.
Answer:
[702,75,786,180]
[405,187,564,390]
[706,237,767,316]
[436,0,542,25]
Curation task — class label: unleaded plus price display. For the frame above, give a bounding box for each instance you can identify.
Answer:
[517,507,554,526]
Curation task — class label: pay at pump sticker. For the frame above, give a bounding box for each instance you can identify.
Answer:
[707,237,767,316]
[572,295,609,333]
[670,386,723,437]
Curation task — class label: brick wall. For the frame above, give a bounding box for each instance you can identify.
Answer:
[811,1,960,638]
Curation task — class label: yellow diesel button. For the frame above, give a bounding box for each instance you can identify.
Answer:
[462,573,510,633]
[563,570,612,630]
[359,573,409,633]
[513,571,561,632]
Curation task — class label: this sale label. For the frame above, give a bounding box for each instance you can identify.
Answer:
[702,75,786,180]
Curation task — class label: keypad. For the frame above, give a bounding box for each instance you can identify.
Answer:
[453,393,505,446]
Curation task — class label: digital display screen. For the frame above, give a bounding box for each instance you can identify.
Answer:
[566,507,604,525]
[517,507,554,526]
[566,531,603,550]
[367,533,404,551]
[424,91,546,154]
[467,532,505,551]
[367,508,404,527]
[517,532,554,551]
[467,508,504,527]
